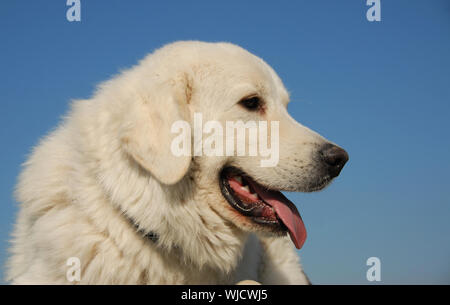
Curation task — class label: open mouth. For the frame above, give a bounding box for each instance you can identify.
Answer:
[219,167,307,250]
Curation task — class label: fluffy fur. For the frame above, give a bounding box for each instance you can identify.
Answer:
[6,41,337,284]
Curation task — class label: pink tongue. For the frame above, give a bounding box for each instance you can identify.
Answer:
[247,181,307,250]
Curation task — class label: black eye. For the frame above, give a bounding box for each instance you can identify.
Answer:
[239,96,262,111]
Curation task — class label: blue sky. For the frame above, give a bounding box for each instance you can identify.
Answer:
[1,0,449,284]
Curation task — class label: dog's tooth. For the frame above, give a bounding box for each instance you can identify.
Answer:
[241,185,250,193]
[234,176,243,184]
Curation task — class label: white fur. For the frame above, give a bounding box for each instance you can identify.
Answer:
[6,41,333,284]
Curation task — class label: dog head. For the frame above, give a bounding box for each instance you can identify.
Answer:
[100,41,348,265]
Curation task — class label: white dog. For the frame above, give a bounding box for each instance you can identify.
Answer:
[6,41,348,284]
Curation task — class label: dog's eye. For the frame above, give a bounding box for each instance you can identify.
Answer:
[239,96,262,111]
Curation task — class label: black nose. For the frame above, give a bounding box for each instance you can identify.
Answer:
[319,144,349,178]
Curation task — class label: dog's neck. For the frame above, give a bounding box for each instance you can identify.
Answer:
[95,155,247,274]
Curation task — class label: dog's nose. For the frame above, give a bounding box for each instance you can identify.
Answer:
[319,144,349,178]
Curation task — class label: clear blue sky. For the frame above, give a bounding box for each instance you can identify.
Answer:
[1,1,449,284]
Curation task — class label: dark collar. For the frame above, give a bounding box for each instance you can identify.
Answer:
[125,213,182,251]
[141,230,160,244]
[127,216,160,244]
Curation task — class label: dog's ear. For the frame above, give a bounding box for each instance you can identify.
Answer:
[121,75,192,185]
